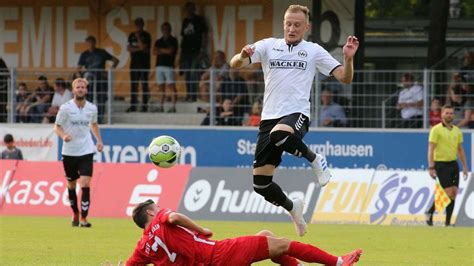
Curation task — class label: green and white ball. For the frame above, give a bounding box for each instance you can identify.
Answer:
[148,135,181,168]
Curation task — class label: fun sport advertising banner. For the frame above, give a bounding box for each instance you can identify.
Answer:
[87,127,472,171]
[312,169,473,226]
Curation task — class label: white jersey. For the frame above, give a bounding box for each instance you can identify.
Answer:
[250,38,341,120]
[55,99,98,156]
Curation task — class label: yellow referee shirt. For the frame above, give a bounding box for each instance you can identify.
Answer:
[428,123,463,162]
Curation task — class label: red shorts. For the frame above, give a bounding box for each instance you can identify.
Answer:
[210,236,269,265]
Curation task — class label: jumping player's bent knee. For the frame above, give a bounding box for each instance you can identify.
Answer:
[269,130,291,145]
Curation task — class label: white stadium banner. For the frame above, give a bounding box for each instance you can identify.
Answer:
[0,124,58,161]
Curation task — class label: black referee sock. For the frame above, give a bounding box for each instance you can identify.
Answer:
[68,189,79,214]
[445,200,455,226]
[270,130,316,162]
[81,187,90,218]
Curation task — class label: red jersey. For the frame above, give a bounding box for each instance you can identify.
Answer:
[430,111,442,126]
[126,209,216,266]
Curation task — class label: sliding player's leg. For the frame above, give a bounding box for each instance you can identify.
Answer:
[266,236,363,266]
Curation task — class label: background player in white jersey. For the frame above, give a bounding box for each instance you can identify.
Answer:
[229,5,359,236]
[54,78,104,227]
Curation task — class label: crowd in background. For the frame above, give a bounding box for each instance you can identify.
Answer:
[0,1,472,128]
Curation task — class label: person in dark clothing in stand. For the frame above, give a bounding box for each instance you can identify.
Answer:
[154,22,178,113]
[180,1,208,102]
[127,18,152,112]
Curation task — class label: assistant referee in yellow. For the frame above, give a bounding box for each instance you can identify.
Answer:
[426,105,469,226]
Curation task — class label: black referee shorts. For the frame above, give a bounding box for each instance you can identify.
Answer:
[62,153,94,181]
[253,112,309,168]
[435,161,459,188]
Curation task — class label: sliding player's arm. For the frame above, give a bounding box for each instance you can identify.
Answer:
[229,44,255,69]
[167,212,213,237]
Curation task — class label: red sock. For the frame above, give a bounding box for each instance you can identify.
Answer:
[272,255,299,266]
[287,241,338,266]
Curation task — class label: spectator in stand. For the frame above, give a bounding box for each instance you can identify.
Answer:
[217,99,241,126]
[220,69,248,124]
[319,89,347,127]
[154,22,178,113]
[15,82,31,123]
[460,51,473,86]
[1,134,23,160]
[42,78,73,123]
[200,99,240,126]
[246,70,264,103]
[429,98,442,127]
[199,50,229,102]
[0,58,8,122]
[180,1,208,102]
[396,73,423,128]
[246,100,262,126]
[77,35,119,123]
[28,75,54,123]
[127,18,152,113]
[445,72,472,128]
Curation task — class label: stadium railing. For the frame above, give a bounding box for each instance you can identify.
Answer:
[1,68,472,128]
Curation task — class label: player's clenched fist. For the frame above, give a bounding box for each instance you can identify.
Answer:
[240,44,256,59]
[343,36,359,59]
[63,134,72,142]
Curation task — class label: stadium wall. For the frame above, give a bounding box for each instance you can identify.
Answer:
[0,0,353,96]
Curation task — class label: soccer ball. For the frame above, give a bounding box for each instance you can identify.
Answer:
[148,135,181,168]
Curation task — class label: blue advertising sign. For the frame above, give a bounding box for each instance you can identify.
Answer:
[63,127,471,170]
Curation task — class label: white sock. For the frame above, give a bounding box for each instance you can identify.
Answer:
[336,257,343,266]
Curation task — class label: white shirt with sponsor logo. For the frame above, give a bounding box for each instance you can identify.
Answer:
[250,38,341,120]
[55,99,98,156]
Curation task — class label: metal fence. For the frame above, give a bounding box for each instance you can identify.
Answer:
[0,67,473,128]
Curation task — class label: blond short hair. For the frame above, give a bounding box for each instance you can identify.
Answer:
[285,5,310,23]
[72,78,89,88]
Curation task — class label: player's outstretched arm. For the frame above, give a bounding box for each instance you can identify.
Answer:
[229,44,255,69]
[168,212,213,237]
[332,36,359,84]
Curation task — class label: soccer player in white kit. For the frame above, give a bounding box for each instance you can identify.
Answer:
[230,5,359,236]
[54,78,104,227]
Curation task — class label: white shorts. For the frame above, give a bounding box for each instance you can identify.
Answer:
[156,66,175,85]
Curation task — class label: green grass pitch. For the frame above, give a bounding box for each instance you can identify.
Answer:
[1,216,473,265]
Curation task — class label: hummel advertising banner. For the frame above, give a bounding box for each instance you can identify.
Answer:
[177,167,320,222]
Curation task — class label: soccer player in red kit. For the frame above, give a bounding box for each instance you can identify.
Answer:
[126,199,362,266]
